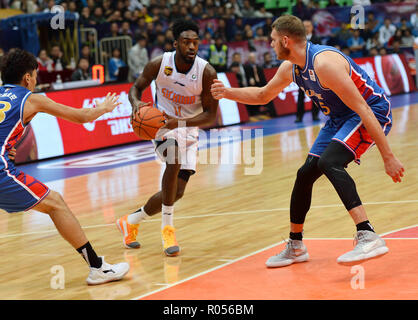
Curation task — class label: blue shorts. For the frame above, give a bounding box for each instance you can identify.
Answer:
[309,107,392,164]
[0,166,50,213]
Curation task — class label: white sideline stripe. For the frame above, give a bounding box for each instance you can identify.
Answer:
[380,224,418,237]
[1,200,417,239]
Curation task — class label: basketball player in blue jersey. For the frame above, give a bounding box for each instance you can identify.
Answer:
[211,15,405,267]
[0,48,130,284]
[116,20,219,256]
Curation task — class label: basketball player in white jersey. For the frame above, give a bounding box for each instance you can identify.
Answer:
[116,20,219,256]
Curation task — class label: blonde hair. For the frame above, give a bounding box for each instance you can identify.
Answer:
[271,15,306,41]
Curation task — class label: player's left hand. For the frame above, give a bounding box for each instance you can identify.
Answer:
[384,155,405,183]
[160,112,179,130]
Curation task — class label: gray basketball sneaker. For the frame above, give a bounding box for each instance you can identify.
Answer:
[265,239,309,268]
[337,230,389,266]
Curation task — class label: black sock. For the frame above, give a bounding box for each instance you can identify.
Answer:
[76,242,102,268]
[356,220,375,233]
[289,232,303,241]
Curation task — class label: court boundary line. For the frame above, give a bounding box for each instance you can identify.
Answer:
[131,225,418,300]
[1,200,417,239]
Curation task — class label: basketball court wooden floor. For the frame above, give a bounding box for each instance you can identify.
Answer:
[0,99,416,300]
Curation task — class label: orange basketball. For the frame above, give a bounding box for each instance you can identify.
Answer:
[132,106,166,140]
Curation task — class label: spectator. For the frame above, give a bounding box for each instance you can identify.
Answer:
[128,35,149,78]
[401,29,415,47]
[398,18,411,33]
[201,31,213,45]
[120,21,133,37]
[215,19,228,42]
[106,10,124,23]
[244,52,276,117]
[153,32,166,48]
[387,29,403,47]
[106,23,121,38]
[37,49,53,72]
[366,12,381,35]
[68,1,79,19]
[41,0,54,13]
[229,0,243,18]
[347,29,365,58]
[108,48,127,81]
[231,17,245,42]
[79,7,94,26]
[378,18,396,46]
[91,7,107,25]
[254,6,274,18]
[231,52,248,87]
[293,0,313,21]
[379,47,387,56]
[103,0,113,18]
[368,47,379,57]
[254,27,268,42]
[164,40,174,52]
[241,0,255,18]
[49,45,66,71]
[304,20,321,44]
[208,35,228,72]
[388,40,402,54]
[71,58,91,81]
[262,52,280,69]
[229,62,244,87]
[80,44,95,67]
[366,32,380,52]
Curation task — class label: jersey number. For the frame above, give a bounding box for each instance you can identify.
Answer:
[0,101,12,123]
[173,105,182,117]
[318,101,330,115]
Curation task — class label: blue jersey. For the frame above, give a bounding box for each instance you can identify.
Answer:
[0,84,32,170]
[292,42,391,125]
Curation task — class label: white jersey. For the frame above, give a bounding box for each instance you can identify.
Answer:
[154,52,208,119]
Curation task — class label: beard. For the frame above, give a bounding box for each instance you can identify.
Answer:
[277,40,291,60]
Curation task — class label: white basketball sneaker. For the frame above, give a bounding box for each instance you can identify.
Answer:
[265,239,309,268]
[337,230,389,266]
[86,257,130,285]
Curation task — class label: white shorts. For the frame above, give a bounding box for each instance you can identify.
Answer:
[153,127,199,172]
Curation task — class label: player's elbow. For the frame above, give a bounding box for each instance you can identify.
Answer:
[258,88,271,105]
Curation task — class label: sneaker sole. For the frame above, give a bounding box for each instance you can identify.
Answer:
[337,246,389,266]
[116,219,140,249]
[164,246,180,257]
[86,268,130,286]
[266,253,309,268]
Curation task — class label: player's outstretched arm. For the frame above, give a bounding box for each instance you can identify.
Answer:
[314,51,405,183]
[210,61,293,105]
[24,92,121,124]
[163,63,219,130]
[128,56,162,114]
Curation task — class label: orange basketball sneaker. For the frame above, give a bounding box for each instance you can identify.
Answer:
[116,215,141,249]
[162,225,180,256]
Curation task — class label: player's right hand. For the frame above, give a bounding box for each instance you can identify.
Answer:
[130,101,152,125]
[96,92,122,112]
[384,155,405,183]
[211,79,227,100]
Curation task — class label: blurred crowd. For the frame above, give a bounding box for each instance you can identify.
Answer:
[0,0,417,88]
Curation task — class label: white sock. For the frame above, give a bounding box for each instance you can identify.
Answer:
[162,204,174,228]
[127,206,149,224]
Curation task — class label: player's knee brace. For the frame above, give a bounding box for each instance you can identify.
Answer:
[290,156,323,224]
[317,142,362,211]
